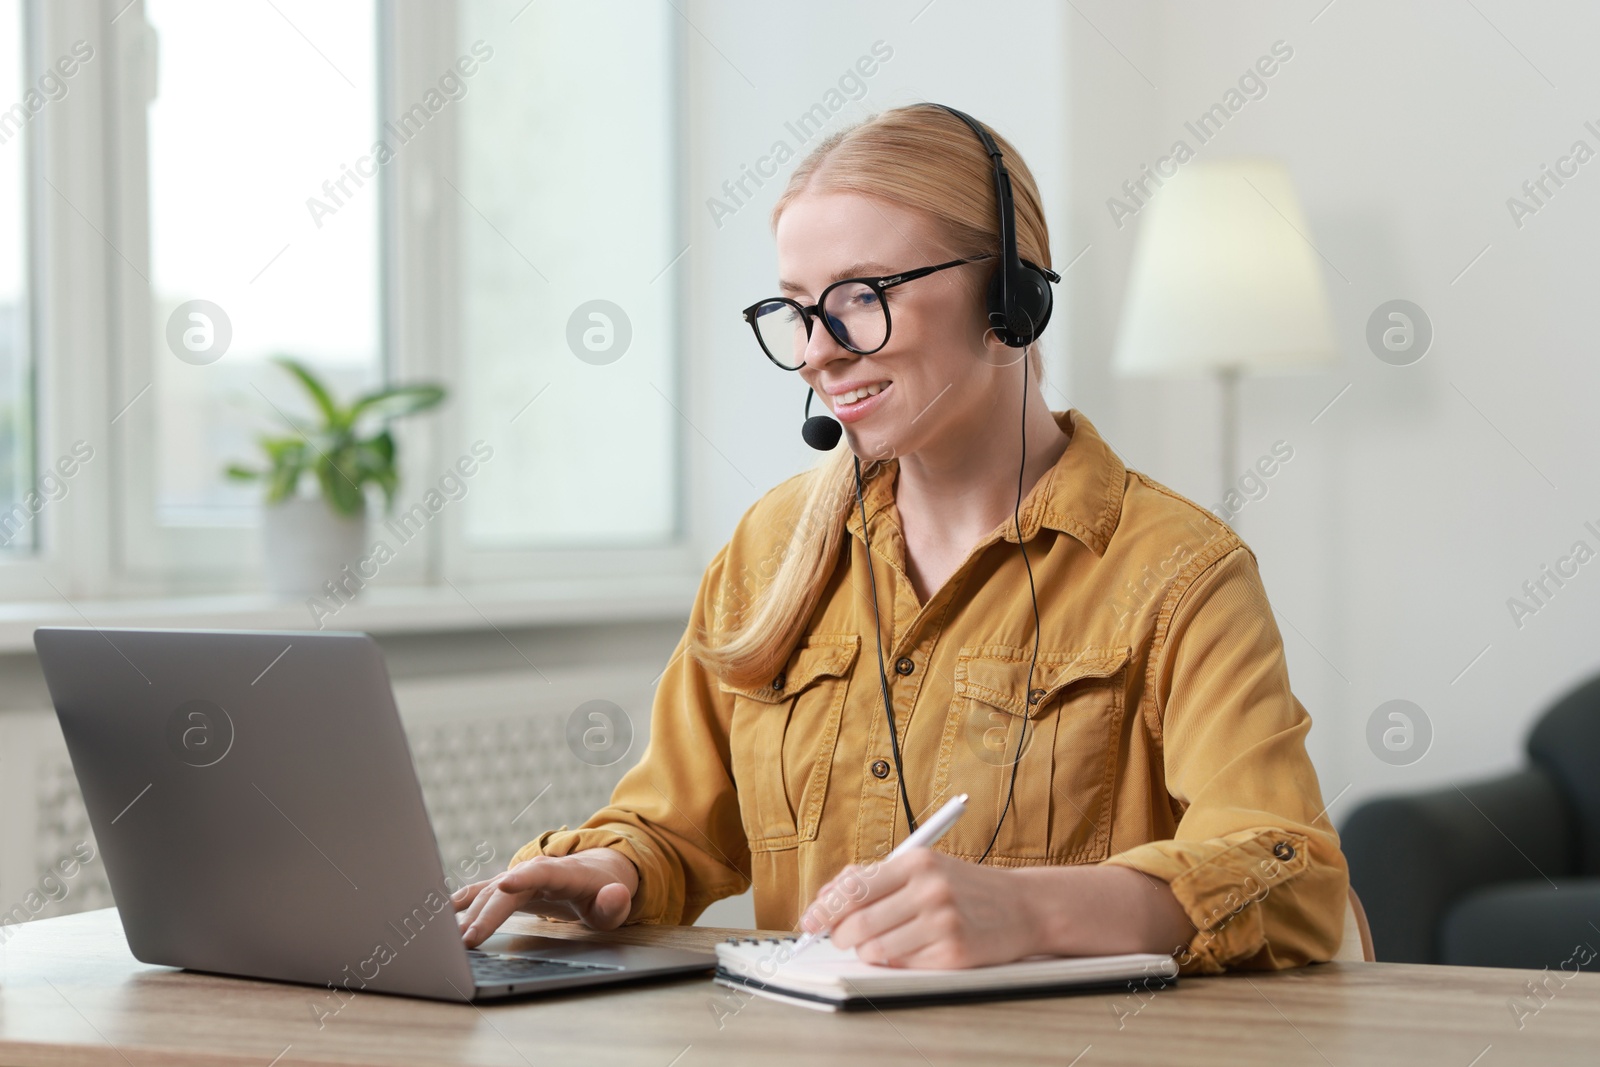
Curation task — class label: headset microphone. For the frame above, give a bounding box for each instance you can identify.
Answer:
[801,387,843,451]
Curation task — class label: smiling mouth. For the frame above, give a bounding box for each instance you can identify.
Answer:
[830,380,892,423]
[833,381,890,405]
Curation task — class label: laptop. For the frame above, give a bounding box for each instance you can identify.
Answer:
[33,626,715,1002]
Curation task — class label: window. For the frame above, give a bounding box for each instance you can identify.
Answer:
[455,0,678,549]
[118,0,380,573]
[0,0,34,552]
[11,0,686,600]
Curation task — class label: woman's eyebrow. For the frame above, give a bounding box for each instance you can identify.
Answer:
[778,262,893,295]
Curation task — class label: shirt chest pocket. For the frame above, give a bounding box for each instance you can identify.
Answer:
[719,634,860,853]
[932,644,1131,864]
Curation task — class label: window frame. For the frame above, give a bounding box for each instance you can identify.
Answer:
[393,0,695,588]
[0,0,40,562]
[3,0,696,605]
[0,0,114,603]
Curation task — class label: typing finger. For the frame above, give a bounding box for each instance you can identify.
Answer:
[451,879,493,912]
[454,879,503,933]
[464,856,613,944]
[455,859,558,932]
[460,884,533,949]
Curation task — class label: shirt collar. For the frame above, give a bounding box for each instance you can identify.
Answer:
[843,408,1126,556]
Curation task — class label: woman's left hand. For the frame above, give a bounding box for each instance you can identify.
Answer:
[801,848,1039,969]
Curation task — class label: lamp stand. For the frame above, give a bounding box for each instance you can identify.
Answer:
[1217,365,1240,509]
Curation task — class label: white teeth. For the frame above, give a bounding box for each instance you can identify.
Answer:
[837,382,889,405]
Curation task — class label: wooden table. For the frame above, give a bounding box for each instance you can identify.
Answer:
[1,908,1596,1065]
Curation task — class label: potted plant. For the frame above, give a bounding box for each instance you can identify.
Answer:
[226,356,446,598]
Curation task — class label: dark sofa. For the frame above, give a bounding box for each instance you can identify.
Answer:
[1341,673,1600,968]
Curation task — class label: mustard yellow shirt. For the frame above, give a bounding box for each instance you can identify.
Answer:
[514,409,1349,972]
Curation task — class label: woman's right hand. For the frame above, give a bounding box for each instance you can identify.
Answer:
[452,847,639,948]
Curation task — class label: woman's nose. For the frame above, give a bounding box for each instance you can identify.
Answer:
[801,315,852,370]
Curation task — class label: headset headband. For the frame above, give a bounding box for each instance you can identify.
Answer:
[927,103,1058,347]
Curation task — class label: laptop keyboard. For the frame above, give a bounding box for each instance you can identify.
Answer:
[468,950,623,986]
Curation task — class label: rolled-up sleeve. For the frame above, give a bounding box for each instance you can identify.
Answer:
[1101,545,1349,972]
[509,544,752,925]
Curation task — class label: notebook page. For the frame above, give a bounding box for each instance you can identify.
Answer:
[715,937,1178,999]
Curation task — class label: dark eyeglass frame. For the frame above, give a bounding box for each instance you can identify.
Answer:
[741,254,994,370]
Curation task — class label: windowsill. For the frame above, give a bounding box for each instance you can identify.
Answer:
[0,573,699,654]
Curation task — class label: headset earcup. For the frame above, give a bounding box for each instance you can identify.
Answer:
[1020,262,1055,340]
[985,262,1055,348]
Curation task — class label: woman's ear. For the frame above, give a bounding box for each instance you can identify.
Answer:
[976,322,1030,370]
[966,275,1028,370]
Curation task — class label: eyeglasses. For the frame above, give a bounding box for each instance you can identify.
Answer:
[741,255,992,370]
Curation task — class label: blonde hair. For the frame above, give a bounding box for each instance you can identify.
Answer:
[690,103,1054,688]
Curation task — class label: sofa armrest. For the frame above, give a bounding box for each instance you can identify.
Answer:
[1340,768,1573,963]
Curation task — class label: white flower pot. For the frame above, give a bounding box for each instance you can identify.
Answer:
[261,497,368,599]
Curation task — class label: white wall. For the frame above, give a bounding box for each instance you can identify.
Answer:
[1063,0,1600,818]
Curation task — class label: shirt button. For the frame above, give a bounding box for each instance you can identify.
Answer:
[894,656,915,676]
[771,673,785,691]
[870,759,891,779]
[1273,841,1296,861]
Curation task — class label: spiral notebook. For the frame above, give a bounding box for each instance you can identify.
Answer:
[713,936,1179,1012]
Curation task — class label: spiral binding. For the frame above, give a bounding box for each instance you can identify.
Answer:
[722,935,799,945]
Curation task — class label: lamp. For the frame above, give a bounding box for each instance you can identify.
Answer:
[1111,158,1338,505]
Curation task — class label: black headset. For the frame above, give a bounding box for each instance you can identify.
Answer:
[939,104,1060,349]
[799,103,1055,864]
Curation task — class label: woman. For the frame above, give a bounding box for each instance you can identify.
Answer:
[454,103,1348,973]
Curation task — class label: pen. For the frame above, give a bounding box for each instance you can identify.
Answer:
[787,793,969,960]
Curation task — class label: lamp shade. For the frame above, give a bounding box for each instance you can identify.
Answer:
[1112,158,1338,376]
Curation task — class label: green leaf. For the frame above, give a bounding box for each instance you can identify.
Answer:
[223,357,440,515]
[350,432,400,509]
[264,463,301,504]
[349,384,446,425]
[259,435,306,462]
[349,437,389,476]
[372,467,399,510]
[368,429,396,466]
[273,355,345,431]
[316,453,366,518]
